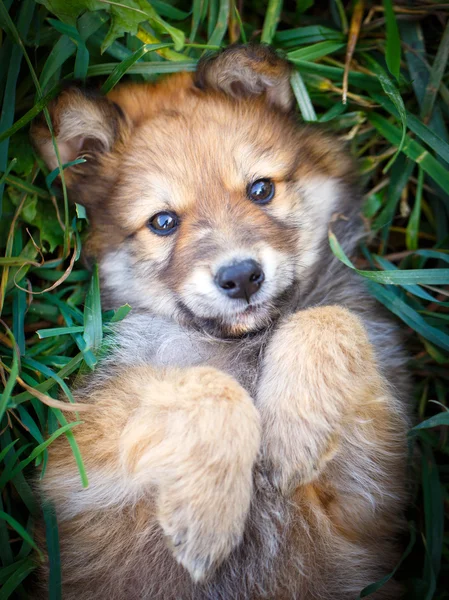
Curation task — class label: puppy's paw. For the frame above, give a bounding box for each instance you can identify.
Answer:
[159,484,247,581]
[120,367,261,581]
[157,368,260,580]
[258,306,379,495]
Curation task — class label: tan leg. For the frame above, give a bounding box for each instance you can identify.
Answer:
[257,306,404,494]
[42,366,261,582]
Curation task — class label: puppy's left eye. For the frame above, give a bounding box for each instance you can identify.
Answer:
[247,179,275,205]
[148,211,179,235]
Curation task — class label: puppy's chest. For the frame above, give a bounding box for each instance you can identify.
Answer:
[107,313,265,394]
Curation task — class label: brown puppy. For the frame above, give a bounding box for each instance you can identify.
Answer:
[31,45,410,599]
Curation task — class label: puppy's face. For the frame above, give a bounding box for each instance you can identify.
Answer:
[32,46,355,337]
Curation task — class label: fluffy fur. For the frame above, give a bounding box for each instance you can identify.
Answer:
[31,44,411,599]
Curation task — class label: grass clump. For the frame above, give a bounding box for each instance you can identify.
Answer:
[1,0,449,598]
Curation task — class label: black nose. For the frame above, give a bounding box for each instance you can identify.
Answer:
[215,259,265,301]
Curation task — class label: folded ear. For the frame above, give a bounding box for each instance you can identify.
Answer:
[194,44,294,111]
[30,85,127,185]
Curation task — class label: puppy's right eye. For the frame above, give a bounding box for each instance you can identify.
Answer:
[247,179,275,205]
[148,211,179,236]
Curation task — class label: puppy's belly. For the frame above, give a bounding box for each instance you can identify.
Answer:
[53,471,400,600]
[108,312,261,392]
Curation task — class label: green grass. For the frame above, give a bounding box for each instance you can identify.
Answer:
[0,0,448,598]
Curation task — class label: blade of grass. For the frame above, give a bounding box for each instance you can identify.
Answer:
[400,20,448,141]
[38,35,76,92]
[109,304,131,323]
[17,515,34,560]
[342,0,364,104]
[100,43,172,93]
[0,495,13,567]
[0,557,32,586]
[288,60,381,92]
[1,429,38,516]
[406,250,449,264]
[0,0,34,218]
[332,0,348,34]
[0,422,81,487]
[0,511,43,561]
[0,3,13,102]
[0,158,18,187]
[208,0,218,40]
[43,503,61,600]
[46,158,86,192]
[318,102,347,122]
[406,167,424,251]
[290,71,317,122]
[22,357,76,405]
[83,264,102,353]
[287,41,345,62]
[368,113,449,194]
[364,54,406,172]
[420,20,449,124]
[52,409,88,487]
[87,60,197,76]
[410,412,449,433]
[151,0,189,20]
[233,5,246,44]
[372,254,448,305]
[421,445,443,594]
[12,352,84,406]
[0,331,19,423]
[0,85,60,143]
[0,2,72,253]
[12,230,26,355]
[330,232,449,350]
[275,25,343,47]
[36,326,85,339]
[207,0,229,47]
[372,155,414,246]
[190,0,208,44]
[17,406,45,445]
[0,559,36,600]
[136,26,187,61]
[383,0,400,80]
[46,19,90,81]
[261,0,283,44]
[367,281,449,352]
[4,174,52,200]
[371,93,449,164]
[329,231,449,286]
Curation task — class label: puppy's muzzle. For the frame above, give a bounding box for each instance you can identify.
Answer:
[215,259,265,302]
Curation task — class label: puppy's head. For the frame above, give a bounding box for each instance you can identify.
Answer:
[32,45,356,337]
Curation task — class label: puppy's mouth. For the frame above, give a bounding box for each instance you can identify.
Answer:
[233,301,269,320]
[176,283,298,339]
[242,304,259,314]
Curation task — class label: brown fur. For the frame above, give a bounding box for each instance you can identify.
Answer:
[31,45,410,599]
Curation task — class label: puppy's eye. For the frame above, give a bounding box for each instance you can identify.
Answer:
[148,211,179,235]
[247,179,275,204]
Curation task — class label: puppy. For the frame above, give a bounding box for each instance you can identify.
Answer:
[31,44,411,599]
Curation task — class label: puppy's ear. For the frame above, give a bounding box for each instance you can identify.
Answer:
[31,85,127,185]
[194,44,293,111]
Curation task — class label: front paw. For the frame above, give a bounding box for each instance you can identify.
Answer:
[158,481,247,582]
[257,306,379,495]
[121,366,261,581]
